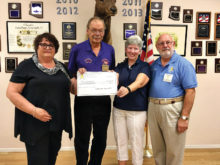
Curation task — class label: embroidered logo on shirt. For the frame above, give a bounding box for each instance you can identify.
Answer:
[102,58,109,65]
[169,66,174,72]
[84,58,92,64]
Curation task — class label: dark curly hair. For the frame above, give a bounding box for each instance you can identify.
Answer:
[34,32,59,53]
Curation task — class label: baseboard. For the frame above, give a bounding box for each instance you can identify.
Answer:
[0,144,220,152]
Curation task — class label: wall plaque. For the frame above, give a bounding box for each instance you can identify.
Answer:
[8,3,21,19]
[191,41,202,56]
[63,42,76,60]
[5,57,18,73]
[29,1,43,18]
[123,23,137,40]
[151,2,163,20]
[206,41,217,56]
[215,58,220,73]
[196,59,207,74]
[183,9,193,23]
[214,13,220,40]
[196,12,211,39]
[169,6,180,21]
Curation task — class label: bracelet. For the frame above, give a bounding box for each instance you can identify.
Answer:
[126,86,131,93]
[32,107,37,118]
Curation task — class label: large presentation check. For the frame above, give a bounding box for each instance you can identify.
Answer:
[77,71,117,96]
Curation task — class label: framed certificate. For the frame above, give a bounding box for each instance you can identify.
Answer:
[7,21,50,53]
[62,22,76,40]
[5,57,18,73]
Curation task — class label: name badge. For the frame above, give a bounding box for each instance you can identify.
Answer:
[163,73,173,82]
[102,64,109,71]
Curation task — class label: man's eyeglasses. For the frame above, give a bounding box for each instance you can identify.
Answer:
[39,43,55,49]
[157,41,173,46]
[89,29,104,34]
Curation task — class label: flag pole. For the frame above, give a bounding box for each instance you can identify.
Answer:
[143,0,153,158]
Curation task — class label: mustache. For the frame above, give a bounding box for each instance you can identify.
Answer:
[162,48,170,51]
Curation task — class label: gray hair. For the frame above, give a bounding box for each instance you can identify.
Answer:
[87,16,106,30]
[125,35,143,50]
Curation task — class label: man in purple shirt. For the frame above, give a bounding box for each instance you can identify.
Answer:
[68,17,115,165]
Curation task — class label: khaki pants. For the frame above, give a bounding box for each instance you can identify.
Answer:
[148,101,186,165]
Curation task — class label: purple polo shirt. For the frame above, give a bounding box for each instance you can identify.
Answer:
[68,40,115,77]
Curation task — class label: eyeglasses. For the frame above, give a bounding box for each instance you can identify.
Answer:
[157,41,173,46]
[39,43,55,49]
[89,29,104,34]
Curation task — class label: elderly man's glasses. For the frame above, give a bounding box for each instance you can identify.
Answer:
[157,41,173,46]
[89,28,104,34]
[39,43,55,49]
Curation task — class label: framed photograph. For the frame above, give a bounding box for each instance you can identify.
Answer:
[123,23,137,40]
[63,42,76,60]
[196,59,207,74]
[191,41,202,56]
[29,1,43,18]
[206,41,217,56]
[8,3,21,19]
[62,22,76,40]
[215,58,220,73]
[5,57,18,73]
[151,24,187,56]
[7,21,50,53]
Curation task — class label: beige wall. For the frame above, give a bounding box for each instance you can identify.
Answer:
[0,0,220,151]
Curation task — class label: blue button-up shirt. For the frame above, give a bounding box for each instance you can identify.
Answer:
[149,52,198,98]
[68,40,115,77]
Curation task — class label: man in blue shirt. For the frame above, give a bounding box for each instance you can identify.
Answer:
[148,33,197,165]
[68,17,115,165]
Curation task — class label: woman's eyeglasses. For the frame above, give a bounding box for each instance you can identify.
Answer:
[39,43,55,49]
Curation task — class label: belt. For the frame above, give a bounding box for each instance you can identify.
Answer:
[149,96,183,105]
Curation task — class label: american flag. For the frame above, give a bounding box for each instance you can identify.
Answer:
[140,0,154,65]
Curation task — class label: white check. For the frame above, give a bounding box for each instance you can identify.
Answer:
[77,71,117,96]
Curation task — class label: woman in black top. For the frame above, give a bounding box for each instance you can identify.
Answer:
[6,33,73,165]
[113,35,151,165]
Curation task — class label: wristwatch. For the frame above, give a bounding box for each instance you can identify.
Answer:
[180,115,189,120]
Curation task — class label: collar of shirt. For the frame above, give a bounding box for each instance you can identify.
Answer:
[156,50,178,67]
[85,39,104,56]
[125,56,141,69]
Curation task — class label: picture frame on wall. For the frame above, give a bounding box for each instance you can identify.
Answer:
[62,22,76,40]
[151,24,188,56]
[8,3,21,19]
[5,57,18,73]
[6,21,50,53]
[29,1,43,18]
